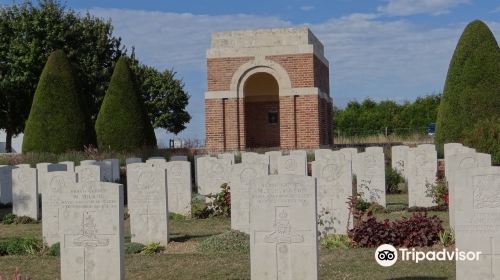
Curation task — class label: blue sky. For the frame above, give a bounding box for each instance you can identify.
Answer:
[2,0,500,146]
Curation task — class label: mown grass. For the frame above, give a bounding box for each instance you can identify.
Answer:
[0,194,455,279]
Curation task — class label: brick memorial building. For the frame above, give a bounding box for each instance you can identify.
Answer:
[205,27,333,151]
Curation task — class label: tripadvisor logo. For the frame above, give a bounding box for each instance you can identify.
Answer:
[375,244,482,267]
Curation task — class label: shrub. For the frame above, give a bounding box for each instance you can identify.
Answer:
[22,50,86,153]
[125,242,145,255]
[436,20,500,151]
[95,57,152,151]
[438,229,455,247]
[2,213,16,224]
[169,212,187,221]
[462,117,500,165]
[320,234,351,250]
[141,242,163,255]
[207,183,231,217]
[348,211,443,247]
[425,179,448,207]
[197,230,249,254]
[48,242,60,257]
[4,237,42,255]
[191,198,212,219]
[385,167,404,194]
[14,216,36,224]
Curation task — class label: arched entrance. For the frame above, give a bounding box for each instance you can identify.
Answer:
[243,72,280,148]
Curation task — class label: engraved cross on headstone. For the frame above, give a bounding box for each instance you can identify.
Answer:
[65,211,113,280]
[258,206,310,280]
[481,236,500,279]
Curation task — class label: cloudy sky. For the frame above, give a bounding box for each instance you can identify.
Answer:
[2,0,499,146]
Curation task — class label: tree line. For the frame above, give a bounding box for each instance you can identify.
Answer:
[0,0,190,152]
[333,94,441,136]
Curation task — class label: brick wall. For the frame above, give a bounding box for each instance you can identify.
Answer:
[205,53,332,151]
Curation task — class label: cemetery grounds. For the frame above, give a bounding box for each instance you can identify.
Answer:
[0,193,454,280]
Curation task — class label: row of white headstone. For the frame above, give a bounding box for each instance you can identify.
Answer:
[440,143,498,280]
[30,156,191,280]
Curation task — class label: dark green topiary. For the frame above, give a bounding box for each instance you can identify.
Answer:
[22,50,86,153]
[436,20,500,151]
[95,57,154,151]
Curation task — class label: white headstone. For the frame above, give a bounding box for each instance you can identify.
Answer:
[365,146,384,154]
[165,161,192,216]
[127,163,169,245]
[146,157,166,166]
[126,157,142,165]
[312,151,353,235]
[448,151,492,229]
[444,143,474,179]
[230,163,268,233]
[99,160,113,182]
[194,155,209,188]
[250,175,318,280]
[76,165,102,183]
[340,148,358,176]
[290,150,308,175]
[278,155,307,176]
[16,164,31,168]
[59,181,124,280]
[197,157,231,196]
[59,161,75,172]
[241,152,269,166]
[455,166,500,280]
[356,150,386,207]
[391,145,409,179]
[407,146,437,207]
[80,160,98,166]
[217,153,235,164]
[314,149,333,162]
[265,151,282,175]
[42,171,76,246]
[36,163,67,194]
[170,155,188,162]
[108,159,120,182]
[12,167,38,219]
[0,165,13,204]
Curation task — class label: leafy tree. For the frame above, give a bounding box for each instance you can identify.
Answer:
[22,50,86,153]
[334,94,441,136]
[435,20,500,149]
[0,0,122,152]
[95,57,154,151]
[129,52,191,135]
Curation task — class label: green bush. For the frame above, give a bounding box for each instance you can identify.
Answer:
[191,198,212,219]
[2,213,16,224]
[125,242,145,255]
[48,242,60,257]
[197,230,249,254]
[320,234,351,250]
[436,20,500,151]
[5,237,41,255]
[95,57,153,151]
[462,117,500,165]
[169,212,187,221]
[207,183,231,217]
[14,216,37,224]
[385,167,404,194]
[22,50,87,153]
[141,242,163,255]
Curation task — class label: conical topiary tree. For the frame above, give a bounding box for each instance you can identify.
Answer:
[436,20,500,151]
[95,57,154,151]
[22,50,86,153]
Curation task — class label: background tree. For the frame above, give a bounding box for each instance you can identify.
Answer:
[95,57,153,151]
[435,20,500,152]
[333,94,440,136]
[0,0,122,151]
[22,50,86,153]
[129,52,191,135]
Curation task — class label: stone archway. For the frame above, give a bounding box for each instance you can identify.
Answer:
[243,72,280,148]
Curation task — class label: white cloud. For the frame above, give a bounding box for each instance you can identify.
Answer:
[300,5,315,11]
[83,8,500,140]
[377,0,470,16]
[492,6,500,13]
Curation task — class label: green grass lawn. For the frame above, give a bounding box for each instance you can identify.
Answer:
[0,194,455,279]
